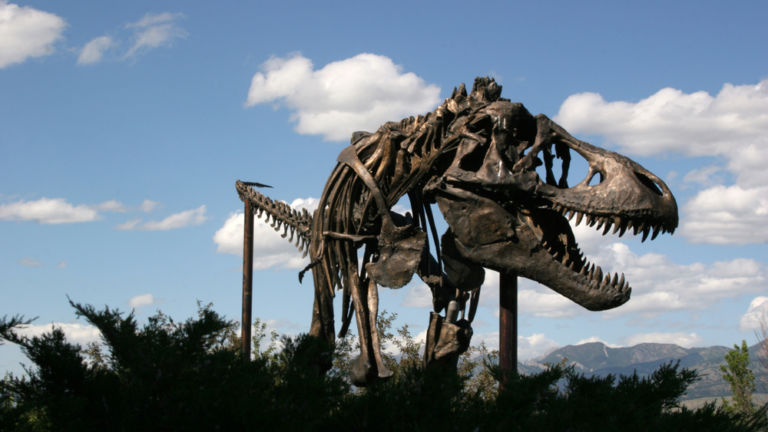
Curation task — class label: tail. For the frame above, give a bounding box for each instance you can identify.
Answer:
[235,180,313,257]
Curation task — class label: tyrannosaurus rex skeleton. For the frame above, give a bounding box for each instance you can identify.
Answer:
[236,77,678,386]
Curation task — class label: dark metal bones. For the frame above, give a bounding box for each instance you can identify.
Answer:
[237,77,678,386]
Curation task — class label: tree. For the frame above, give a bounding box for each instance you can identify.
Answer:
[721,340,756,415]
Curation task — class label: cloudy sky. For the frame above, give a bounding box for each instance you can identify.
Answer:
[2,1,767,373]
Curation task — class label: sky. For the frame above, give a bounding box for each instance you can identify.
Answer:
[2,0,767,374]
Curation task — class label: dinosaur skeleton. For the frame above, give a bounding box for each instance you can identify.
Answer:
[236,77,678,386]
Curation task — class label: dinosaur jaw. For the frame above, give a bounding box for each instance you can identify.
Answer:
[515,206,631,310]
[437,184,647,311]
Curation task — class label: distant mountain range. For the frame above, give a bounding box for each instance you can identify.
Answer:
[519,342,767,400]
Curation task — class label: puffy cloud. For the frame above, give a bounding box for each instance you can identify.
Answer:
[77,35,112,65]
[246,53,441,141]
[128,293,157,308]
[555,80,768,166]
[681,185,768,244]
[213,198,318,270]
[116,205,207,231]
[623,332,702,348]
[740,296,768,331]
[402,283,432,308]
[594,243,766,317]
[124,12,185,58]
[0,197,124,224]
[15,322,101,346]
[555,80,768,245]
[0,1,65,68]
[472,331,560,360]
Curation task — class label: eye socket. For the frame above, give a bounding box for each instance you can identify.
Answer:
[587,171,603,186]
[458,143,486,172]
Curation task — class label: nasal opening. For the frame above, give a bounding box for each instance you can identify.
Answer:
[635,172,663,196]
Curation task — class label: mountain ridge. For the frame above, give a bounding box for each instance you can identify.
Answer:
[518,341,767,399]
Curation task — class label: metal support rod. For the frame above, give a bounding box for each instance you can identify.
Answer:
[241,202,254,362]
[499,271,517,388]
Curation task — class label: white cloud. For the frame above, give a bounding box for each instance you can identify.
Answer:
[576,336,620,347]
[555,80,768,245]
[77,35,112,65]
[682,165,725,187]
[246,53,441,141]
[140,199,159,213]
[623,332,702,348]
[681,185,768,244]
[472,331,560,360]
[94,199,127,213]
[0,198,98,224]
[0,1,65,68]
[479,270,583,319]
[518,289,581,318]
[740,296,768,331]
[213,198,318,270]
[124,12,185,58]
[402,283,433,308]
[0,197,127,224]
[477,229,765,320]
[594,243,766,317]
[128,293,157,308]
[555,80,768,166]
[116,205,207,231]
[18,257,41,267]
[15,322,101,346]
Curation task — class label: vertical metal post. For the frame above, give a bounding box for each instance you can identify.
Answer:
[241,202,254,362]
[499,271,517,388]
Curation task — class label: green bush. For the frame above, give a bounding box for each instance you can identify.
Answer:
[2,302,766,431]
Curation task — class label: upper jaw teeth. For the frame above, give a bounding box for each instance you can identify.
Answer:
[550,204,672,242]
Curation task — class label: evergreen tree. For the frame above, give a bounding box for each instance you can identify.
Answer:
[721,340,757,415]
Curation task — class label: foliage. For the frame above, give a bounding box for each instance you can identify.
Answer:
[2,303,767,431]
[721,340,757,415]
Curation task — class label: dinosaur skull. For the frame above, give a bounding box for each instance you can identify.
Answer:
[429,97,678,310]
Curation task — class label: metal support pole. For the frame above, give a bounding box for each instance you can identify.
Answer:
[499,271,517,388]
[241,202,254,362]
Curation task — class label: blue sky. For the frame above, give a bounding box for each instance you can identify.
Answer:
[2,0,767,374]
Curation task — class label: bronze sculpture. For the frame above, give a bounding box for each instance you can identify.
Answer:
[236,77,678,385]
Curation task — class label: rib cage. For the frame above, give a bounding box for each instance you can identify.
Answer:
[235,180,313,257]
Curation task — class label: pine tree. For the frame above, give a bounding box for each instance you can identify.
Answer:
[720,340,756,415]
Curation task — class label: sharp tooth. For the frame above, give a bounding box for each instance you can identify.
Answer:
[611,273,618,287]
[641,226,651,242]
[588,264,595,279]
[595,266,603,282]
[580,265,587,275]
[603,275,611,287]
[619,273,625,288]
[575,212,583,226]
[633,222,642,235]
[596,218,604,230]
[612,218,622,234]
[618,224,627,237]
[588,216,596,227]
[651,226,661,240]
[567,210,575,221]
[602,221,612,235]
